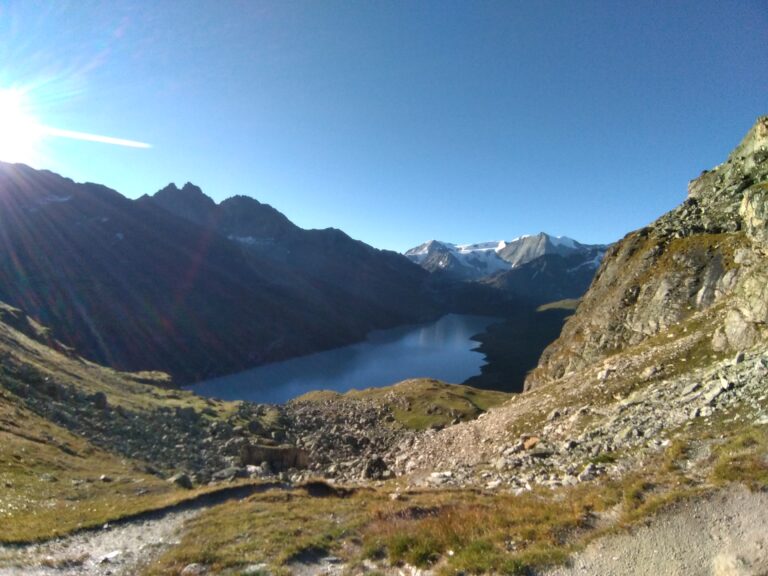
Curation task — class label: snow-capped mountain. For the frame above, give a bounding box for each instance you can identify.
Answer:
[405,232,607,281]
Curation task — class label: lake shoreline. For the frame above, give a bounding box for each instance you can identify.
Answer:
[189,314,500,404]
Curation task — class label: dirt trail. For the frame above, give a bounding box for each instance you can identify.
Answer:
[544,485,768,576]
[0,482,283,576]
[0,507,198,575]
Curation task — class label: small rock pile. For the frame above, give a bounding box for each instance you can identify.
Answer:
[284,397,416,482]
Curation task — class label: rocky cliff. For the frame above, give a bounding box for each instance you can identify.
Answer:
[525,116,768,389]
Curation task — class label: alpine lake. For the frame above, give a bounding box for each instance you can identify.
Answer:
[190,314,498,404]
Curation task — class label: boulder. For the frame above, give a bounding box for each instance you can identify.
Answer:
[91,392,108,410]
[168,473,193,489]
[362,456,389,480]
[180,564,208,576]
[212,467,247,482]
[523,436,540,450]
[240,443,308,471]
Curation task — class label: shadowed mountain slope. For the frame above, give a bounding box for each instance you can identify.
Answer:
[0,164,436,383]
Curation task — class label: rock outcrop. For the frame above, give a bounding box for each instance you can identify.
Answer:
[526,116,768,390]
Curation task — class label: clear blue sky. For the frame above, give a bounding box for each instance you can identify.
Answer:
[1,1,766,252]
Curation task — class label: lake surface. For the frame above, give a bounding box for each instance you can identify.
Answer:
[190,314,498,404]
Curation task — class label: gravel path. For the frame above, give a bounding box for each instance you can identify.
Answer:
[0,483,281,576]
[544,485,768,576]
[0,508,198,575]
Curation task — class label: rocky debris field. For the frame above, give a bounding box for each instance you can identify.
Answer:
[394,348,768,492]
[1,358,423,488]
[285,396,415,482]
[3,365,253,481]
[1,360,320,486]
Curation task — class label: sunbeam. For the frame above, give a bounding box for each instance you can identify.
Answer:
[0,86,151,164]
[42,126,151,149]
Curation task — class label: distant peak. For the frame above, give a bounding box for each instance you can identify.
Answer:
[181,182,205,194]
[157,182,180,193]
[154,182,214,204]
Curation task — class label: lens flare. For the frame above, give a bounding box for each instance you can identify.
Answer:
[0,86,151,165]
[42,127,151,149]
[0,88,45,163]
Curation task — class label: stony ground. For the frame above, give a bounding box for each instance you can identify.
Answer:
[394,346,768,492]
[544,485,768,576]
[0,508,199,576]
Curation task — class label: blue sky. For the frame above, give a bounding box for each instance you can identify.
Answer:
[0,1,766,252]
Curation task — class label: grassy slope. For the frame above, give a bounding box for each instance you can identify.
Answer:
[0,303,271,542]
[0,383,264,543]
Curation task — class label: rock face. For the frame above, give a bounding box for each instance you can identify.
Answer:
[526,116,768,390]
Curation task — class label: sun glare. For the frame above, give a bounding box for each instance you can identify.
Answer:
[0,85,151,165]
[0,88,45,164]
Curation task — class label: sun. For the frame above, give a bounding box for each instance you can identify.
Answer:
[0,88,45,164]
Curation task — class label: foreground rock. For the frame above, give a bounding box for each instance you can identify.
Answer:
[394,348,768,490]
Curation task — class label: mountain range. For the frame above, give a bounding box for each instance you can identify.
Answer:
[0,164,607,385]
[406,233,607,305]
[0,165,438,383]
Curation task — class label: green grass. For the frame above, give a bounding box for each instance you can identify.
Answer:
[146,485,613,575]
[145,487,374,575]
[711,426,768,489]
[360,484,623,574]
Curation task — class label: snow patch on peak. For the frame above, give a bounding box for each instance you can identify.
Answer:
[550,235,578,249]
[455,241,503,254]
[405,233,607,281]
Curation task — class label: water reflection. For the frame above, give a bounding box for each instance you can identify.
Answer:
[190,314,498,404]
